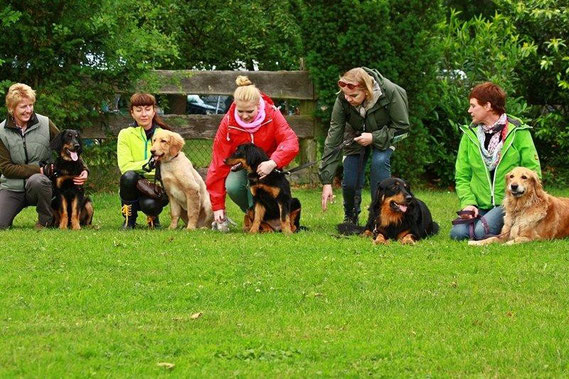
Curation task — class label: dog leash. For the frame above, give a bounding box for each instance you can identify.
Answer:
[451,210,491,240]
[275,138,356,176]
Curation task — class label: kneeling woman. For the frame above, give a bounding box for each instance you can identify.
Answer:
[206,76,299,226]
[117,93,170,229]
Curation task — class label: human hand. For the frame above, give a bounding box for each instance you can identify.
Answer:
[461,205,479,218]
[321,184,335,211]
[40,163,55,178]
[73,170,88,185]
[354,132,373,146]
[257,159,277,179]
[214,209,226,223]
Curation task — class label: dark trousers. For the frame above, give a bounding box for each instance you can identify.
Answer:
[0,173,53,229]
[119,171,165,216]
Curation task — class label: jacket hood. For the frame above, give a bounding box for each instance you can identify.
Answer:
[226,92,275,127]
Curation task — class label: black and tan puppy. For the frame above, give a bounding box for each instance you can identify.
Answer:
[224,143,301,234]
[339,177,438,244]
[49,129,93,230]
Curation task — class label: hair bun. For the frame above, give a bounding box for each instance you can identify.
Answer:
[235,75,253,87]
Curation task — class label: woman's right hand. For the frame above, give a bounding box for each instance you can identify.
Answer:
[214,209,226,223]
[461,205,479,218]
[321,184,335,211]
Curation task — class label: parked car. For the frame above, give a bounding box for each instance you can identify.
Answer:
[187,95,218,115]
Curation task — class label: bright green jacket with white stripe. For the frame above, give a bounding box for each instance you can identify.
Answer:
[455,115,541,210]
[117,126,162,179]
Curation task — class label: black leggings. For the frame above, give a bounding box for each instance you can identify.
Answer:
[120,171,166,217]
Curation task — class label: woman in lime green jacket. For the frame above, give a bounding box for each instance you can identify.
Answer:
[117,93,170,229]
[451,82,541,240]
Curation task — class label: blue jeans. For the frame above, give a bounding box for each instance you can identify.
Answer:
[342,147,393,218]
[449,206,505,241]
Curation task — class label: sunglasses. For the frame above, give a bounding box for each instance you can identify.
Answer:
[338,80,362,90]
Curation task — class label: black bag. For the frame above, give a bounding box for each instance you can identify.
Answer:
[136,178,168,203]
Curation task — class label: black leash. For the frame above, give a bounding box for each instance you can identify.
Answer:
[275,138,355,176]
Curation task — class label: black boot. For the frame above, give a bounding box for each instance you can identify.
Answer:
[146,214,161,229]
[121,200,138,229]
[343,213,359,225]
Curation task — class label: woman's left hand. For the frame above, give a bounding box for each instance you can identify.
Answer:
[354,132,373,146]
[73,170,89,185]
[257,160,277,179]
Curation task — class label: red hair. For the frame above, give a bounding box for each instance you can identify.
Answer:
[469,82,506,115]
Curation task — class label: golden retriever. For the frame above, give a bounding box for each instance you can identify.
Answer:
[150,129,213,230]
[469,167,569,245]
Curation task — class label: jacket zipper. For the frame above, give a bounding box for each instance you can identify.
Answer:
[227,118,272,143]
[464,125,517,207]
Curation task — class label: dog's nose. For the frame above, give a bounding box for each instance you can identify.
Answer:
[511,183,519,191]
[405,195,413,202]
[150,149,156,154]
[74,144,80,150]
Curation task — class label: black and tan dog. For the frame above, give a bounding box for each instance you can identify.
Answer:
[49,129,93,230]
[339,177,438,244]
[224,143,301,234]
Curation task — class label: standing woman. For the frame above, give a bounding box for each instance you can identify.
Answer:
[319,67,410,224]
[0,83,87,228]
[206,76,299,227]
[117,93,170,229]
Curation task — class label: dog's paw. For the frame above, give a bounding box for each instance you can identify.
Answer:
[400,234,416,245]
[468,240,483,246]
[373,235,389,245]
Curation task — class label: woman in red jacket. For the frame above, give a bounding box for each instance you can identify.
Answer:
[206,76,299,227]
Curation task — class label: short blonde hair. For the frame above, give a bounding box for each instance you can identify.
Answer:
[234,76,261,103]
[6,83,36,114]
[339,68,374,99]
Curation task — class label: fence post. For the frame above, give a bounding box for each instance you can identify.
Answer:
[296,99,318,185]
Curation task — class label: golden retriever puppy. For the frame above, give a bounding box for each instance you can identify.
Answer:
[150,129,213,230]
[470,167,569,245]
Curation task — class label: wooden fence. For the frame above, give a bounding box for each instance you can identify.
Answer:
[83,70,320,183]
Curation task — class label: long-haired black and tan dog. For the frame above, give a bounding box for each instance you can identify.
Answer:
[339,177,438,244]
[224,143,301,234]
[49,129,93,229]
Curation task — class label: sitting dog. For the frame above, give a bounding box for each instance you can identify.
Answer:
[339,177,439,244]
[150,129,213,230]
[224,143,301,234]
[470,167,569,245]
[49,129,94,230]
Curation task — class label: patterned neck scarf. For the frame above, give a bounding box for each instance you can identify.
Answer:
[476,113,508,171]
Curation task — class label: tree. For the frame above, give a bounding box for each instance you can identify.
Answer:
[0,0,178,125]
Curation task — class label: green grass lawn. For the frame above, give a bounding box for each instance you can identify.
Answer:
[2,188,569,376]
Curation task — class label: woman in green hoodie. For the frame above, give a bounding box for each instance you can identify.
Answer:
[451,82,541,240]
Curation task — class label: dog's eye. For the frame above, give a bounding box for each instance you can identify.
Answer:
[521,175,527,179]
[510,175,514,178]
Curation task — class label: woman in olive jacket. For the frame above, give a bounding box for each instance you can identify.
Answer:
[319,67,410,224]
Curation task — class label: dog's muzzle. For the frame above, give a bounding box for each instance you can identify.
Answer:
[390,200,408,213]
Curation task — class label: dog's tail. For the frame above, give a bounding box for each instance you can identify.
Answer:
[337,222,366,235]
[430,221,440,236]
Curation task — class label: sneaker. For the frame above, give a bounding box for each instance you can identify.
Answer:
[342,215,358,225]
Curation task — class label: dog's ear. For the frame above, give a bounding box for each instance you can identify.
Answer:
[245,144,262,169]
[169,132,185,156]
[75,131,83,154]
[529,169,544,196]
[49,131,64,152]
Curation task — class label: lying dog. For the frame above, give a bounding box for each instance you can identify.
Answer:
[470,167,569,245]
[49,129,94,230]
[339,177,439,244]
[150,129,213,230]
[224,143,301,234]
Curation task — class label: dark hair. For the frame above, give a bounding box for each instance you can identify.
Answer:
[129,93,171,130]
[469,82,506,115]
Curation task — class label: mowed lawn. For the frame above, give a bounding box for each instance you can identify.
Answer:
[2,188,569,376]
